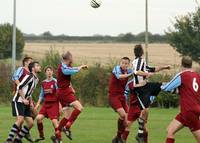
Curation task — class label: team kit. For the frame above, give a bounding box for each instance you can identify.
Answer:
[4,45,200,143]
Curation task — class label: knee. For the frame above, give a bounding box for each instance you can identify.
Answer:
[36,116,43,123]
[28,120,34,129]
[16,117,24,125]
[77,104,84,111]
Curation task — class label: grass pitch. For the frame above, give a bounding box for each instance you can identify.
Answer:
[0,106,195,143]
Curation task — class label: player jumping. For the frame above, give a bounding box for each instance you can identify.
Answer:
[34,66,61,142]
[108,57,133,143]
[162,56,200,143]
[132,44,170,143]
[52,51,88,143]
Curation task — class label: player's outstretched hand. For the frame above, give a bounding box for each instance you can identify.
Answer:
[163,65,171,70]
[80,65,88,70]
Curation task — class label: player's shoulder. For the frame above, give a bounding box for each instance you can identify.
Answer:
[112,65,120,72]
[52,77,57,83]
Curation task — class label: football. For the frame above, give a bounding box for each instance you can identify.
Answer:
[90,0,101,8]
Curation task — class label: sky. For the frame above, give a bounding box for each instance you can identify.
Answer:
[0,0,198,36]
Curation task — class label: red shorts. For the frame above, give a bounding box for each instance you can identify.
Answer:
[175,111,200,132]
[127,104,141,121]
[57,88,77,108]
[109,95,128,113]
[39,102,59,120]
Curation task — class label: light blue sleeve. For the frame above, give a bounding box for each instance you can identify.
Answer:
[112,66,122,79]
[124,83,130,100]
[12,67,23,81]
[127,68,133,74]
[39,87,44,101]
[61,63,80,75]
[161,73,181,92]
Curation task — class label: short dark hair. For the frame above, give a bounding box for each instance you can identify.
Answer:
[121,57,130,62]
[28,61,39,72]
[22,56,32,66]
[62,51,72,61]
[181,56,192,68]
[44,65,54,72]
[134,44,144,58]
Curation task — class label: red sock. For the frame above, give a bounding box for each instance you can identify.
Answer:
[121,130,129,141]
[65,109,81,129]
[117,118,125,138]
[144,131,148,143]
[166,138,175,143]
[37,122,44,138]
[58,118,68,131]
[55,127,61,140]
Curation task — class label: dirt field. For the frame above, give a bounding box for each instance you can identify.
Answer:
[24,42,182,67]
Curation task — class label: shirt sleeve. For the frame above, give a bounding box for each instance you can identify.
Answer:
[145,66,156,73]
[61,63,80,75]
[112,66,122,79]
[39,87,44,101]
[12,67,23,81]
[161,73,181,92]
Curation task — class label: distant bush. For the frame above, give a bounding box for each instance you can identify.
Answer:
[0,62,12,103]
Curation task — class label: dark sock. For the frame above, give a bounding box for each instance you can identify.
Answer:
[7,124,20,141]
[66,108,81,129]
[58,118,68,130]
[166,138,175,143]
[55,127,61,140]
[122,130,130,141]
[117,118,125,138]
[15,126,29,141]
[37,122,44,138]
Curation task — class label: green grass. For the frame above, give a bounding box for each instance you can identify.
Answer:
[0,106,196,143]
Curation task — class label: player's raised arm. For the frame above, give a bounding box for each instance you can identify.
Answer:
[161,73,181,92]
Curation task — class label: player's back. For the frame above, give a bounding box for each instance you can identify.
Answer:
[57,63,71,89]
[179,70,200,113]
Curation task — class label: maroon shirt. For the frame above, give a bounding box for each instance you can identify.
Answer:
[179,71,200,113]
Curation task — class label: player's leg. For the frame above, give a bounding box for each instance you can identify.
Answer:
[120,120,134,143]
[136,108,149,143]
[5,102,24,142]
[14,116,34,142]
[35,114,45,141]
[51,119,62,141]
[58,106,71,131]
[116,107,127,139]
[192,130,200,143]
[165,119,184,143]
[65,100,83,129]
[5,116,24,142]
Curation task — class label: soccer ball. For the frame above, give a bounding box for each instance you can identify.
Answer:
[90,0,101,8]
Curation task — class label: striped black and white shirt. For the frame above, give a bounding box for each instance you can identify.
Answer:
[132,57,155,85]
[13,73,39,103]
